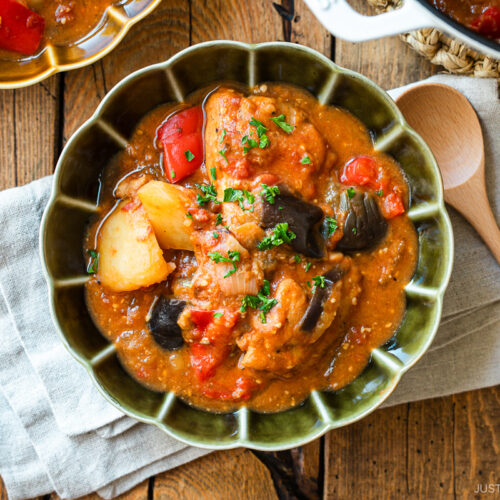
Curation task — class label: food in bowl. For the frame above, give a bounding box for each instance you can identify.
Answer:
[84,82,418,413]
[426,0,500,39]
[0,0,113,57]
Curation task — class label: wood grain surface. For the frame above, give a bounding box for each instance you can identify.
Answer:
[0,0,498,499]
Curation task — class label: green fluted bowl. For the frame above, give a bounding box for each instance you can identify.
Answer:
[40,41,454,451]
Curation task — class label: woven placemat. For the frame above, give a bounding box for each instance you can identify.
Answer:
[367,0,499,77]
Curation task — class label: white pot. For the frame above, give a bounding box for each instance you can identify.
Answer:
[304,0,500,60]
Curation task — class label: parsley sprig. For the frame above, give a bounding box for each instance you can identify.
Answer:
[326,216,338,236]
[208,250,241,278]
[271,114,294,133]
[240,280,277,324]
[243,117,270,153]
[312,275,326,291]
[260,184,280,204]
[257,223,296,251]
[347,187,356,199]
[223,187,255,211]
[196,183,219,206]
[87,250,99,274]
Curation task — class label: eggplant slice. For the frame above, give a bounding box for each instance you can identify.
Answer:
[261,187,324,258]
[337,192,387,252]
[300,268,344,332]
[148,296,186,350]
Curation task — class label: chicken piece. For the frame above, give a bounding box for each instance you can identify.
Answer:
[237,278,309,373]
[204,88,327,201]
[190,231,264,306]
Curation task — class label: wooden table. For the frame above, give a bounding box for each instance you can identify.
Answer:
[1,1,499,498]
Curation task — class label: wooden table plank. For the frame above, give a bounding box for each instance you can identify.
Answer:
[0,79,59,189]
[453,387,500,499]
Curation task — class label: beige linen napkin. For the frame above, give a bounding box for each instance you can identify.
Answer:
[0,74,498,500]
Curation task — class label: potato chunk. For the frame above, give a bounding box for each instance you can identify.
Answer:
[98,200,174,292]
[138,181,194,251]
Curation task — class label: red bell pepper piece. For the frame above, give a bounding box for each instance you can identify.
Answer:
[0,0,45,55]
[156,106,204,183]
[471,6,500,39]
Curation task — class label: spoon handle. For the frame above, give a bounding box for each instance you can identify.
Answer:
[445,179,500,266]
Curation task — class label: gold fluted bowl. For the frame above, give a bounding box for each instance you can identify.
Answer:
[0,0,161,89]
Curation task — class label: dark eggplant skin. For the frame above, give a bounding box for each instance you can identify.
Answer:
[300,268,344,332]
[261,187,324,258]
[148,296,186,350]
[336,192,387,252]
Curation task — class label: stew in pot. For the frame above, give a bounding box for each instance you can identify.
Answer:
[427,0,500,39]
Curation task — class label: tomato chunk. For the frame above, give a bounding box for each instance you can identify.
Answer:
[340,155,405,218]
[201,376,258,401]
[190,342,230,382]
[0,0,45,55]
[189,310,239,381]
[471,6,500,38]
[340,156,378,190]
[384,192,405,218]
[157,106,204,183]
[190,309,214,333]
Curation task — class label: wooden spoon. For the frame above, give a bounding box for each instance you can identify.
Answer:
[395,83,500,265]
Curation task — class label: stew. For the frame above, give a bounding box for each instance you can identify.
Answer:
[84,83,418,412]
[0,0,113,58]
[427,0,500,39]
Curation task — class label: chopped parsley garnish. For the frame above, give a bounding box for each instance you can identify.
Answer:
[312,275,326,290]
[271,114,294,133]
[347,187,356,199]
[244,117,270,152]
[210,167,217,180]
[195,183,219,206]
[219,129,227,144]
[242,135,259,154]
[219,149,229,164]
[305,262,312,272]
[326,216,338,236]
[301,155,311,165]
[260,184,280,204]
[240,280,277,324]
[213,312,223,318]
[223,187,255,211]
[306,281,311,288]
[87,250,99,274]
[294,255,302,263]
[171,169,176,179]
[352,227,357,235]
[215,213,223,226]
[260,279,270,296]
[184,150,195,162]
[376,189,384,197]
[186,212,193,219]
[249,117,268,137]
[278,206,284,210]
[207,250,241,278]
[212,232,219,239]
[257,223,296,251]
[259,134,270,149]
